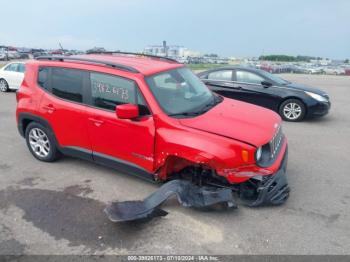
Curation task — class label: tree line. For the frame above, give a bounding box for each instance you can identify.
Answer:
[259,55,324,62]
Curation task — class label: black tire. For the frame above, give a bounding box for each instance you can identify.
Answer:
[0,79,9,92]
[25,122,61,162]
[279,99,306,122]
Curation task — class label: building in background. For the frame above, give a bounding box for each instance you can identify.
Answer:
[144,41,188,58]
[143,41,202,63]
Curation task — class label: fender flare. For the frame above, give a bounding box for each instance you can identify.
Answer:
[17,112,54,138]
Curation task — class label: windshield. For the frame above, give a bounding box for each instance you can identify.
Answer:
[146,67,216,116]
[259,70,289,85]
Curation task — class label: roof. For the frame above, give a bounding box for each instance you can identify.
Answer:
[72,54,184,76]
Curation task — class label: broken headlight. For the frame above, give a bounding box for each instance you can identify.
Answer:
[255,147,262,162]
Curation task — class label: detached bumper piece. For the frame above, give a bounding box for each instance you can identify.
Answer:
[104,180,236,222]
[239,150,290,207]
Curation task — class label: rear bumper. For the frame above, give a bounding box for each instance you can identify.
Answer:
[239,148,289,206]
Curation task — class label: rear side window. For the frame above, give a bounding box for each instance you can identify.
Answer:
[38,67,49,89]
[51,68,84,103]
[18,64,26,73]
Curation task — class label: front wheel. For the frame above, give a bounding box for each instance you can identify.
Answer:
[0,79,9,92]
[279,99,306,122]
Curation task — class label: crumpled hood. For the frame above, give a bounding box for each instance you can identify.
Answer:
[179,98,281,147]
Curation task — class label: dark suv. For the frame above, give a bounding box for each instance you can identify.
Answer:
[16,53,289,206]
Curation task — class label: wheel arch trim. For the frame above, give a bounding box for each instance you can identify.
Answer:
[278,96,308,116]
[17,112,54,138]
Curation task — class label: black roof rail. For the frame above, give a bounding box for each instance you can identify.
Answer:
[86,51,180,63]
[35,56,140,73]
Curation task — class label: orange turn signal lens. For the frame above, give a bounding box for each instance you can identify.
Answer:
[241,150,249,162]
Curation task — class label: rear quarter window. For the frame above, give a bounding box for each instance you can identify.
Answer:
[18,64,26,73]
[38,67,49,89]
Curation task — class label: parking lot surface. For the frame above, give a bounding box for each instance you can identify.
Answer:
[0,74,349,255]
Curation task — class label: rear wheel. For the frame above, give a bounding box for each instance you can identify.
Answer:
[279,99,306,122]
[0,79,9,92]
[25,122,61,162]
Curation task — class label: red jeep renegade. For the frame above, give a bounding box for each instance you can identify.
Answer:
[16,53,289,206]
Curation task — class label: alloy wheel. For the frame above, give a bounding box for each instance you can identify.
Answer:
[283,102,302,120]
[0,80,8,92]
[28,128,51,158]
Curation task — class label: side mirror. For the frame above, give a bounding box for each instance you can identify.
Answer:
[116,104,139,119]
[261,81,272,88]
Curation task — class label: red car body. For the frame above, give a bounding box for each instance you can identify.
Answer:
[16,54,289,206]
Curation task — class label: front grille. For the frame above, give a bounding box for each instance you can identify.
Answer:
[269,126,283,159]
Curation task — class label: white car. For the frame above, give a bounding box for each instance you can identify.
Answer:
[0,53,7,60]
[0,62,25,92]
[323,67,345,75]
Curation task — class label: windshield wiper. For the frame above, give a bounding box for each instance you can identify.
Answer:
[168,111,203,117]
[197,95,223,113]
[169,96,223,118]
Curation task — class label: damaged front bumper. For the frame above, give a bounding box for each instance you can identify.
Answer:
[105,150,290,223]
[105,180,236,222]
[239,149,290,207]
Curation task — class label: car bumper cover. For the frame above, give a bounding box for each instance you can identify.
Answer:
[308,101,331,117]
[239,149,290,207]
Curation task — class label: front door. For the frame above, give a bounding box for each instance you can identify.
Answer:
[233,70,279,110]
[85,72,155,176]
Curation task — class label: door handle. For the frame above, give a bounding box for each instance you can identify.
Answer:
[43,104,56,113]
[88,117,104,127]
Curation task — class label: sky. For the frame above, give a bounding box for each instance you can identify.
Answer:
[0,0,349,59]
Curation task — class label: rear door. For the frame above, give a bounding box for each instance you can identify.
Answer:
[38,67,92,157]
[201,69,248,100]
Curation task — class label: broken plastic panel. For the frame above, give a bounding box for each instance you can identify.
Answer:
[104,180,236,222]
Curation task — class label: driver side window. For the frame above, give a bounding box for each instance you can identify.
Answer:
[90,72,150,115]
[208,70,233,81]
[236,71,264,85]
